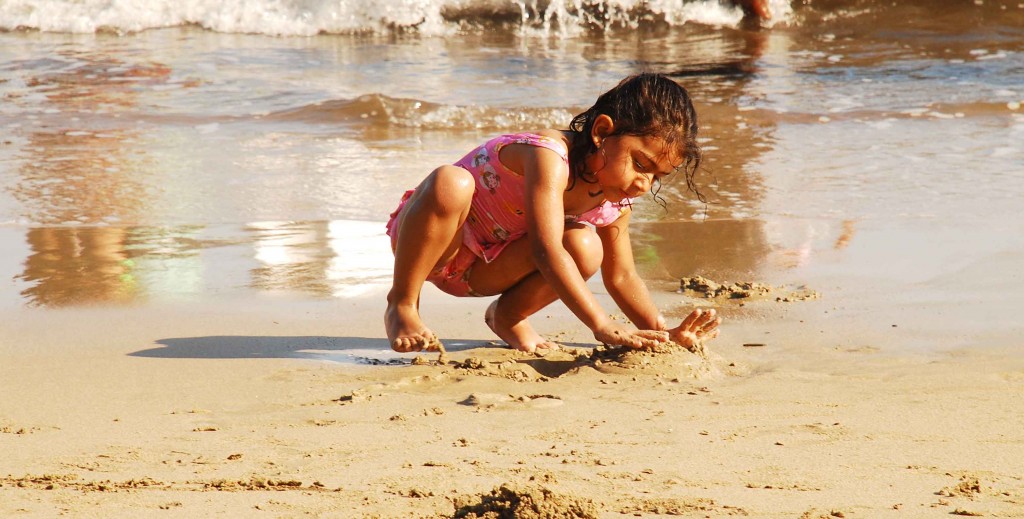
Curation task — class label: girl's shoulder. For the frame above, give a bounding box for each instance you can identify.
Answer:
[490,131,569,161]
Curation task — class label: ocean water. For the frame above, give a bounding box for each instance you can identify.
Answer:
[1,0,1022,348]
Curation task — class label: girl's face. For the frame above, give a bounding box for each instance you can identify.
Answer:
[588,133,679,203]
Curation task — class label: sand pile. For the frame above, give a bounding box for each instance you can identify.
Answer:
[582,340,722,379]
[401,334,730,383]
[453,483,599,519]
[680,276,818,302]
[939,475,983,498]
[427,341,725,382]
[452,356,546,382]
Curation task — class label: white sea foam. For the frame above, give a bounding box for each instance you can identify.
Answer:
[0,0,789,36]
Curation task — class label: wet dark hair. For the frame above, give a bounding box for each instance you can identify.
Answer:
[568,73,704,203]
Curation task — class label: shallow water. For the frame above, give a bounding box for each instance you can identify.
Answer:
[1,0,1022,350]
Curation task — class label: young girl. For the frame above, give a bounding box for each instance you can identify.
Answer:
[385,73,721,354]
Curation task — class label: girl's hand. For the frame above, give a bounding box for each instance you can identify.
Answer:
[668,308,721,350]
[594,322,668,349]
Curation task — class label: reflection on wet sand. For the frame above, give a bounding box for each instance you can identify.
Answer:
[323,220,394,298]
[631,220,769,283]
[15,220,393,307]
[632,25,864,285]
[18,226,137,307]
[2,23,894,309]
[249,220,393,299]
[622,24,780,282]
[5,50,395,306]
[10,51,174,225]
[249,221,335,297]
[13,128,149,225]
[631,217,858,285]
[622,22,776,223]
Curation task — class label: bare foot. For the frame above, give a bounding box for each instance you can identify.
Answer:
[385,303,438,352]
[484,300,559,355]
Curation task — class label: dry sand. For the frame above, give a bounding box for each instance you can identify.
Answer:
[1,285,1023,518]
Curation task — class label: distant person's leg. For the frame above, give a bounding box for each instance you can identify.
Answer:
[737,0,771,20]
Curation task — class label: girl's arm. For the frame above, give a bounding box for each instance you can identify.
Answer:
[598,208,723,347]
[510,142,663,348]
[595,208,665,331]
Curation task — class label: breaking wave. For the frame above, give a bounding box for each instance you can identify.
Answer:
[265,93,577,130]
[0,0,791,36]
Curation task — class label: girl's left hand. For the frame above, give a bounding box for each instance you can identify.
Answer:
[594,322,668,349]
[667,308,721,350]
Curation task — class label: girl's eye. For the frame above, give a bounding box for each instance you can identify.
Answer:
[633,159,646,171]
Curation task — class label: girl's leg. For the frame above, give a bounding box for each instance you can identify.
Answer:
[386,165,474,352]
[470,224,603,353]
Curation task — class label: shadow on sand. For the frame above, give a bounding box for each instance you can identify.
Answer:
[130,336,495,364]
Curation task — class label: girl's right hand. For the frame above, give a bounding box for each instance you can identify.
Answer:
[594,322,668,349]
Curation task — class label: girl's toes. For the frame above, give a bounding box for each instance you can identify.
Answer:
[424,336,441,352]
[533,342,560,357]
[398,335,426,352]
[519,342,538,354]
[412,335,429,351]
[392,338,411,352]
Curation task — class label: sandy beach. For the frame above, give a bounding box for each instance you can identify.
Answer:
[2,272,1023,517]
[3,1,1023,517]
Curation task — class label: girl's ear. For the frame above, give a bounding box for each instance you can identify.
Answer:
[590,114,615,147]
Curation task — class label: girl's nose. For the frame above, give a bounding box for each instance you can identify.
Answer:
[631,173,653,195]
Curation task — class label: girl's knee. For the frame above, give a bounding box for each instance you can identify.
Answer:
[563,225,602,278]
[429,165,475,207]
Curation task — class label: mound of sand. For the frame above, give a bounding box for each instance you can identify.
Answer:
[680,276,818,302]
[397,335,736,384]
[453,483,599,519]
[583,341,722,379]
[939,475,983,498]
[453,356,546,382]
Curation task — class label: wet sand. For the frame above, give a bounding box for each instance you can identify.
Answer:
[2,275,1022,518]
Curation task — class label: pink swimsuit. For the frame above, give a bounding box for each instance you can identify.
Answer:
[387,133,632,297]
